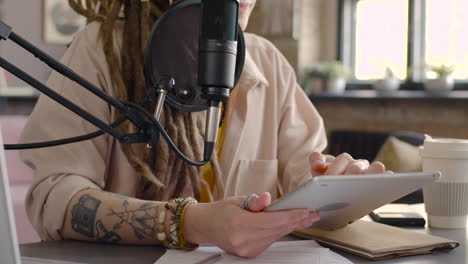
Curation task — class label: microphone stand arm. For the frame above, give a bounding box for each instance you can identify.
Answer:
[0,21,210,166]
[0,20,150,145]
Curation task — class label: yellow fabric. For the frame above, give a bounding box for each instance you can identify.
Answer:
[200,104,227,203]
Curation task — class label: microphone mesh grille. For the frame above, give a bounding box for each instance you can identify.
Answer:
[202,0,238,41]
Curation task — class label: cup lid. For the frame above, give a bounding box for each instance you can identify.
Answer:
[420,135,468,159]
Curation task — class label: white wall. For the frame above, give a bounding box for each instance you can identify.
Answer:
[298,0,338,73]
[247,0,339,76]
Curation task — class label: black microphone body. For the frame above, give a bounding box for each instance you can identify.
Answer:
[199,0,240,160]
[199,0,239,100]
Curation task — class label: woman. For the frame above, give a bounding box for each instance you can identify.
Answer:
[20,0,387,258]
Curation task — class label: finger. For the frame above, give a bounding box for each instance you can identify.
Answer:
[294,211,321,230]
[358,159,370,166]
[365,161,386,174]
[269,212,321,239]
[310,152,327,173]
[246,209,310,229]
[248,192,272,212]
[344,160,370,175]
[310,152,326,163]
[228,192,271,212]
[325,153,355,175]
[325,155,336,164]
[315,165,329,175]
[226,195,248,208]
[227,193,261,208]
[386,170,394,174]
[275,212,320,234]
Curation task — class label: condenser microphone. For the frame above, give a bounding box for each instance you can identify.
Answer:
[2,0,246,167]
[144,0,244,163]
[199,0,240,160]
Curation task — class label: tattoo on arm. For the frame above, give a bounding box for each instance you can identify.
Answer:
[71,193,164,243]
[71,194,121,243]
[108,201,162,240]
[71,194,101,238]
[96,220,122,243]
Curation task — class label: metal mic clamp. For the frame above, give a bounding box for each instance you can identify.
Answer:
[147,76,175,149]
[154,76,175,120]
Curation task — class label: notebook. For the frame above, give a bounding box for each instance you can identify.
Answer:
[293,220,459,260]
[155,240,353,264]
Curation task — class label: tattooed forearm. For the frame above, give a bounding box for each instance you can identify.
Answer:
[71,194,122,243]
[65,189,168,245]
[71,194,101,238]
[108,200,166,241]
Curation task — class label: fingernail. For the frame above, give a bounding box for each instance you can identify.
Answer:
[316,165,328,174]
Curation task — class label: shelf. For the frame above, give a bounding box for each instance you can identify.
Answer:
[309,90,468,102]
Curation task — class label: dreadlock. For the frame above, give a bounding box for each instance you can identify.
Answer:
[69,0,225,201]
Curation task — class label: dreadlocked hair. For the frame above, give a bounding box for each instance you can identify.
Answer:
[69,0,225,201]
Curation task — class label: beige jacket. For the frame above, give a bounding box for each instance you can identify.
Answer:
[20,22,327,241]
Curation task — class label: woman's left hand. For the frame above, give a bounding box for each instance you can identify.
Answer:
[309,152,392,177]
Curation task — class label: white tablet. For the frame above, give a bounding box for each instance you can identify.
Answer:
[265,172,440,229]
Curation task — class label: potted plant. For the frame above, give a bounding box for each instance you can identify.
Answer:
[305,61,351,94]
[323,61,352,94]
[373,67,401,93]
[424,64,455,93]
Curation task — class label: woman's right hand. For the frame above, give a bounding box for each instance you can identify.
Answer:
[184,192,320,259]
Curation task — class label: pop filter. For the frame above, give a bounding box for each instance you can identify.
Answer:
[144,0,245,113]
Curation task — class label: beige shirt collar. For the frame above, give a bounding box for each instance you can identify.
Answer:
[238,49,269,89]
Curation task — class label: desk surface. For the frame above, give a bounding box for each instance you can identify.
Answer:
[20,226,466,264]
[20,241,166,264]
[19,205,467,264]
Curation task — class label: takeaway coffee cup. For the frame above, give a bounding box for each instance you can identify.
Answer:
[420,136,468,229]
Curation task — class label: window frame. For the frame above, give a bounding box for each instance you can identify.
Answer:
[338,0,468,90]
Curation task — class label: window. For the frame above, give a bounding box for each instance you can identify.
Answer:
[355,0,408,80]
[340,0,468,83]
[425,0,468,79]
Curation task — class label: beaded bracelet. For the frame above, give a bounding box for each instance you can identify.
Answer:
[164,197,198,250]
